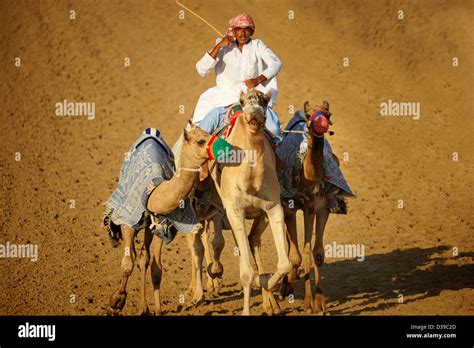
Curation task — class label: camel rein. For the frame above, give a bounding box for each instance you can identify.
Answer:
[282,129,334,136]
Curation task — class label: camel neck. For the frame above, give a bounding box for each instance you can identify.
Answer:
[231,115,266,194]
[235,115,265,152]
[172,153,202,200]
[303,133,324,184]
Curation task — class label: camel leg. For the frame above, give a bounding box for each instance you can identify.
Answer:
[312,201,330,315]
[249,213,281,315]
[260,204,292,292]
[207,216,225,295]
[138,226,153,315]
[186,234,197,297]
[226,206,254,315]
[248,213,267,272]
[280,212,301,298]
[302,209,316,314]
[108,225,136,315]
[202,221,215,293]
[187,227,205,306]
[151,234,164,315]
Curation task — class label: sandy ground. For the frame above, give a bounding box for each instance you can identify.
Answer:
[0,0,473,316]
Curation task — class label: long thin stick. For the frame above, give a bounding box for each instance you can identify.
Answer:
[176,0,224,37]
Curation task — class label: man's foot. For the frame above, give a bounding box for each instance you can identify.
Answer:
[325,185,347,214]
[326,197,347,214]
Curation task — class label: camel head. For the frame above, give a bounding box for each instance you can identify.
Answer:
[304,100,332,137]
[240,90,271,132]
[182,126,212,164]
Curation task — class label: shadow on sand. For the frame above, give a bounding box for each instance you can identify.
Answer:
[290,245,474,314]
[190,245,472,315]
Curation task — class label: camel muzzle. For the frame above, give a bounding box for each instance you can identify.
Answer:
[310,114,330,136]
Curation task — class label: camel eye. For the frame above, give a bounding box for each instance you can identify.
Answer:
[197,139,206,146]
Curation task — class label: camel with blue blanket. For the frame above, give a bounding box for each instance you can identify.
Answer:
[276,100,354,315]
[103,125,222,315]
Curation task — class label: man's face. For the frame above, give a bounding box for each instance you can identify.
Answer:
[233,27,253,45]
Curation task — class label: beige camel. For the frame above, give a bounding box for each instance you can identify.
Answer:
[280,101,336,314]
[208,90,292,315]
[107,127,211,315]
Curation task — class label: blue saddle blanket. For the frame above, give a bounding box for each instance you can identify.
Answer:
[275,111,354,199]
[104,128,200,233]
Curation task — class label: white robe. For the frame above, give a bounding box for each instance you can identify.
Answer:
[193,38,281,125]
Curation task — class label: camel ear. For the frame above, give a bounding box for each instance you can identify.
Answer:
[321,100,330,111]
[183,128,190,142]
[256,91,272,110]
[264,91,272,104]
[304,101,312,117]
[258,91,271,109]
[239,91,246,105]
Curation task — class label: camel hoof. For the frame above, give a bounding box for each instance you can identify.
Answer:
[262,290,273,316]
[262,304,273,316]
[262,288,281,316]
[207,262,224,279]
[270,294,281,315]
[304,295,313,314]
[109,290,127,312]
[192,297,204,306]
[186,293,204,309]
[210,279,222,296]
[185,300,203,312]
[312,292,327,315]
[106,307,121,316]
[139,306,151,316]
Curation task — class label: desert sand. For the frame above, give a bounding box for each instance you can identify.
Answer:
[0,0,473,315]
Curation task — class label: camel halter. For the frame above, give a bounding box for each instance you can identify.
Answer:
[176,156,206,177]
[281,108,335,137]
[176,165,204,177]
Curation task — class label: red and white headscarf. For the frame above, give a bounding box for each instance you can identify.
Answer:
[226,13,255,37]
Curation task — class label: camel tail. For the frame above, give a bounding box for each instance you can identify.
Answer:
[102,208,122,248]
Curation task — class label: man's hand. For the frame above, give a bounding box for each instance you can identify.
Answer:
[209,36,234,59]
[244,75,267,90]
[218,35,234,49]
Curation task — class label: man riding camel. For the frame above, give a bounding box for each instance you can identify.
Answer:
[173,12,353,214]
[193,12,282,139]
